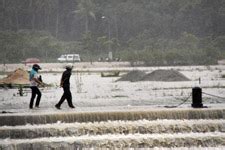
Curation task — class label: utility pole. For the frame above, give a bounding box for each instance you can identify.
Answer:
[102,15,113,60]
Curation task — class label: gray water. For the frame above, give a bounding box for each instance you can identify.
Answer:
[0,109,225,149]
[0,108,224,126]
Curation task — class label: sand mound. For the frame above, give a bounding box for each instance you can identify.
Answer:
[117,70,146,82]
[141,69,190,81]
[0,68,30,85]
[117,69,190,82]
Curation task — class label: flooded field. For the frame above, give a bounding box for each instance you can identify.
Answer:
[0,64,225,112]
[0,64,225,149]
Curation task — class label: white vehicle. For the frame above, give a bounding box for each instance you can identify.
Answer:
[57,54,81,62]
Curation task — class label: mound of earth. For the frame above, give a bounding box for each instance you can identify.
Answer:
[117,70,146,82]
[0,68,30,85]
[141,69,190,81]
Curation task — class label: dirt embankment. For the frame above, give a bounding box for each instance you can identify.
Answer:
[117,69,190,82]
[117,70,146,82]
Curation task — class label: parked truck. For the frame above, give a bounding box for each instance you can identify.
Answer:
[57,54,81,62]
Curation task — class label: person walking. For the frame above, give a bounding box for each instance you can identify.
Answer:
[55,63,75,109]
[29,64,44,109]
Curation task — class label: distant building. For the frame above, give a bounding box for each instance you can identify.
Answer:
[22,58,40,65]
[218,59,225,65]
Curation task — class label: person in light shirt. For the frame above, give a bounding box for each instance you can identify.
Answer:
[29,64,44,109]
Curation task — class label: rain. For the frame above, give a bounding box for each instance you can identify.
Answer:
[0,0,225,149]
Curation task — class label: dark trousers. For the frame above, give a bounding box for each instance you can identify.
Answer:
[57,86,74,107]
[30,86,42,108]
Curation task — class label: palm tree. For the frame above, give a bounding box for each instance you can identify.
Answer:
[28,0,58,33]
[39,0,57,31]
[73,0,96,63]
[73,0,96,34]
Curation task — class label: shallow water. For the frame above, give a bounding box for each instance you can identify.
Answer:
[1,67,225,112]
[0,119,225,139]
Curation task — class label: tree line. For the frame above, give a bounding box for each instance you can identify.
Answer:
[1,0,225,65]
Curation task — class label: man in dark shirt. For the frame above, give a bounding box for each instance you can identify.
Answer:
[55,63,75,109]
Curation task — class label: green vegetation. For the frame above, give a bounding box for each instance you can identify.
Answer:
[0,0,225,65]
